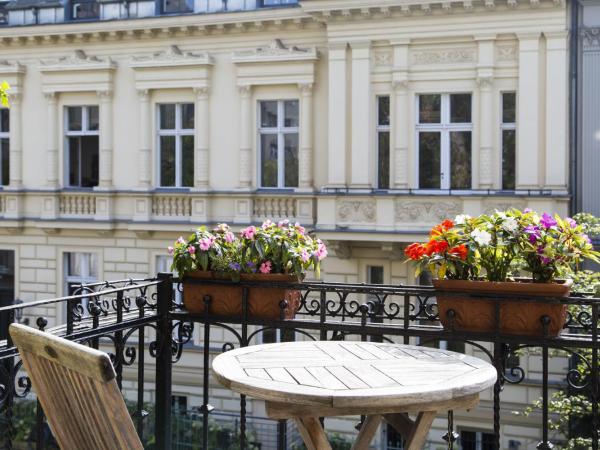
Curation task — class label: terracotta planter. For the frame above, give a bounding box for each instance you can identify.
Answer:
[433,278,573,337]
[183,271,301,320]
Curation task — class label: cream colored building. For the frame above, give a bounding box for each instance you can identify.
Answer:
[0,0,573,448]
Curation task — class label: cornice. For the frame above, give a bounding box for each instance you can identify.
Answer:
[131,45,213,68]
[0,60,26,74]
[233,39,318,64]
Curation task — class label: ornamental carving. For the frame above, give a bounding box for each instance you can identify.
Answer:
[373,51,392,67]
[411,48,476,65]
[496,44,517,62]
[395,200,461,222]
[131,45,213,67]
[582,28,600,51]
[233,39,318,63]
[336,201,376,223]
[40,50,115,70]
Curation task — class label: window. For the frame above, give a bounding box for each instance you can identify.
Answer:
[417,94,472,190]
[158,104,194,188]
[156,255,182,305]
[501,92,516,190]
[163,0,193,13]
[171,395,188,415]
[376,96,391,189]
[0,109,9,186]
[64,252,98,317]
[460,430,495,450]
[71,0,99,19]
[0,250,15,307]
[260,0,298,6]
[385,424,404,450]
[65,106,99,188]
[258,100,299,188]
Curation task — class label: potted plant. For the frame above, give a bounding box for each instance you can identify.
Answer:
[404,209,599,336]
[169,221,327,319]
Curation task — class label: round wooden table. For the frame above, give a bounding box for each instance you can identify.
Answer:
[212,341,497,450]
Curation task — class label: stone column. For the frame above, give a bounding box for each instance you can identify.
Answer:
[516,33,541,189]
[545,31,569,189]
[350,41,371,188]
[477,36,495,189]
[97,90,113,189]
[8,93,22,187]
[45,92,59,188]
[392,39,410,189]
[238,85,253,189]
[194,87,210,189]
[327,43,347,188]
[137,89,151,189]
[298,82,314,190]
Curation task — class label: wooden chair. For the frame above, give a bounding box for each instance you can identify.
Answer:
[9,323,143,450]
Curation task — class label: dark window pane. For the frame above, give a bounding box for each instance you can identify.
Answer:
[80,135,99,188]
[163,0,192,13]
[0,109,8,133]
[450,94,472,123]
[461,431,476,450]
[68,107,82,131]
[88,106,99,131]
[260,101,278,128]
[419,132,441,188]
[73,1,99,19]
[502,129,516,190]
[181,104,194,130]
[502,92,516,123]
[378,96,390,126]
[68,138,80,186]
[368,266,384,284]
[160,136,176,187]
[482,433,495,450]
[419,94,441,123]
[450,131,471,189]
[284,100,299,128]
[260,134,278,187]
[377,131,390,189]
[182,135,194,187]
[1,138,8,186]
[284,133,298,188]
[159,104,176,130]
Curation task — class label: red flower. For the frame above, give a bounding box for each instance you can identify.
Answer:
[404,243,426,260]
[430,219,455,238]
[424,239,449,256]
[449,244,468,261]
[441,219,455,230]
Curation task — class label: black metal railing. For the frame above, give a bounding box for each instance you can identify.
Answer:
[0,274,599,449]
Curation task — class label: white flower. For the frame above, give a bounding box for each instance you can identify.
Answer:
[502,217,519,233]
[454,214,471,225]
[470,229,492,246]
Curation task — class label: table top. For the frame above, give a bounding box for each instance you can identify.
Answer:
[212,341,497,409]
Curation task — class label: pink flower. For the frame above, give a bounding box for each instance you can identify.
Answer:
[278,219,290,228]
[300,250,310,262]
[199,238,212,251]
[167,246,174,255]
[259,261,272,274]
[177,236,185,244]
[188,245,196,255]
[241,226,257,240]
[225,232,235,243]
[295,222,306,235]
[314,241,328,261]
[262,220,273,229]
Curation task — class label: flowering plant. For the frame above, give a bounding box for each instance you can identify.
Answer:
[0,81,9,107]
[170,220,327,280]
[404,209,599,283]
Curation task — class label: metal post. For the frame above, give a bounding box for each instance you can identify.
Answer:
[537,316,554,450]
[155,273,173,450]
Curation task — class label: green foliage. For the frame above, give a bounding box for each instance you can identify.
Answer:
[0,81,9,107]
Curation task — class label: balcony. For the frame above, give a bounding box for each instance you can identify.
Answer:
[0,275,598,449]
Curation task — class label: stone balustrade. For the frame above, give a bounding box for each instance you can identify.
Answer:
[59,192,97,216]
[152,195,193,218]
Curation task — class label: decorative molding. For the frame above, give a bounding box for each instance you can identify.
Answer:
[130,45,213,68]
[582,28,600,51]
[328,241,351,259]
[496,44,517,61]
[373,50,392,67]
[40,50,115,72]
[0,60,25,74]
[412,48,476,65]
[395,200,461,222]
[336,200,376,224]
[233,39,318,63]
[476,75,494,87]
[298,83,314,94]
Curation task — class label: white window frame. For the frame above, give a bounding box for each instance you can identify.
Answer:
[64,105,99,188]
[415,93,473,190]
[0,108,9,186]
[500,92,516,191]
[257,99,299,189]
[63,252,98,318]
[376,95,391,190]
[156,103,194,188]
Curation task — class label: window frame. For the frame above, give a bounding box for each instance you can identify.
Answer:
[257,99,300,189]
[156,103,195,188]
[415,93,473,190]
[376,95,391,190]
[64,105,99,188]
[500,91,517,191]
[0,108,9,186]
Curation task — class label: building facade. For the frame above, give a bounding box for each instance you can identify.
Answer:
[0,0,572,448]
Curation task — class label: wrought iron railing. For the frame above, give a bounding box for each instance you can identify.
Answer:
[0,274,599,449]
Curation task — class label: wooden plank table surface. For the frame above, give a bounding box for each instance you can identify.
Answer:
[213,341,497,450]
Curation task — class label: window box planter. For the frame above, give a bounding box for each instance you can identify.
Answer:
[183,270,301,320]
[433,278,572,337]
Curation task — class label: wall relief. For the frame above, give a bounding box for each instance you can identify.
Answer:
[336,201,376,223]
[395,200,461,222]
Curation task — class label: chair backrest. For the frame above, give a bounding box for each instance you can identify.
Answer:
[9,323,144,450]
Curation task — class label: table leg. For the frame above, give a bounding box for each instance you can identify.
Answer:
[384,411,437,450]
[294,416,332,450]
[351,415,382,450]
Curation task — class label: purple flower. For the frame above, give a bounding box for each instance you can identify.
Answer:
[524,225,540,243]
[583,233,592,245]
[229,262,241,271]
[565,217,577,228]
[523,208,533,213]
[541,256,553,265]
[536,245,545,255]
[540,213,557,229]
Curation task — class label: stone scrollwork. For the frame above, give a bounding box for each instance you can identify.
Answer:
[336,200,376,223]
[411,48,476,65]
[496,44,517,62]
[582,28,600,51]
[395,200,461,222]
[233,39,318,63]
